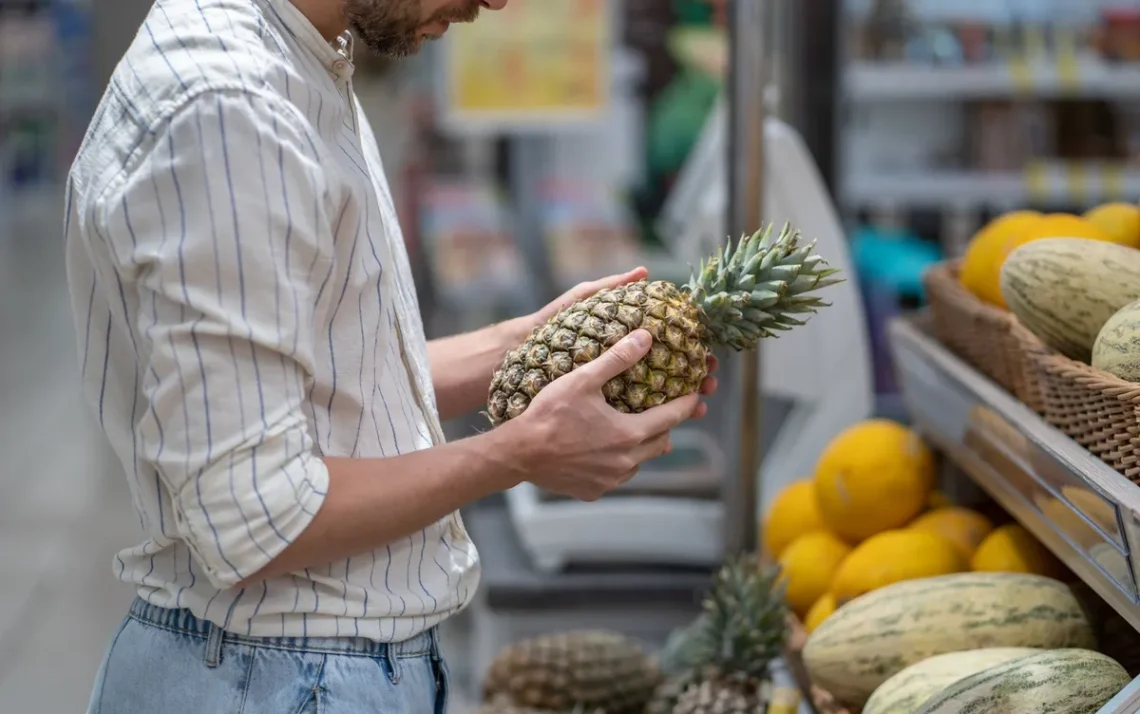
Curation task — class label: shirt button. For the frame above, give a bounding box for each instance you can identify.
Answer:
[333,59,348,72]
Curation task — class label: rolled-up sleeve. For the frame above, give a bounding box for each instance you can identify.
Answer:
[100,88,333,589]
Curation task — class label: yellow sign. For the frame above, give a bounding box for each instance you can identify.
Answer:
[443,0,611,127]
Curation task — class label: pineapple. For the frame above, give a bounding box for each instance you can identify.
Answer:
[482,630,661,714]
[476,694,607,714]
[653,557,789,714]
[487,223,841,425]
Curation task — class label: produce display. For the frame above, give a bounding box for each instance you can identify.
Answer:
[476,199,1140,714]
[761,420,1065,626]
[958,210,1126,310]
[486,222,841,424]
[802,572,1098,707]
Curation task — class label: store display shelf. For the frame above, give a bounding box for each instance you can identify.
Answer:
[844,166,1140,208]
[888,314,1140,635]
[846,60,1140,100]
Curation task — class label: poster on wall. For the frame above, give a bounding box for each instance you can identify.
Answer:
[437,0,613,133]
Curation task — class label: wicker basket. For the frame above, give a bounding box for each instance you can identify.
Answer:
[784,614,858,714]
[1015,335,1140,481]
[923,261,1045,413]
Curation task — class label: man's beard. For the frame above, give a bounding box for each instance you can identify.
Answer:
[344,0,481,58]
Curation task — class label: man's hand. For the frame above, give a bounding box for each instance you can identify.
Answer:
[531,266,651,325]
[505,329,704,501]
[527,266,720,404]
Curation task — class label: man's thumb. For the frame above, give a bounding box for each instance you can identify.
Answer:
[577,329,653,385]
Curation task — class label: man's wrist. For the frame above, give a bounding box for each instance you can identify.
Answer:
[475,417,543,491]
[493,315,535,355]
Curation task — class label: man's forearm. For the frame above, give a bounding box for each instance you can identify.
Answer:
[427,316,531,420]
[235,424,528,588]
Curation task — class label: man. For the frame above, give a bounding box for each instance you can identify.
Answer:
[66,1,718,712]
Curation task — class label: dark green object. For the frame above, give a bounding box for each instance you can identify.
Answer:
[646,67,720,181]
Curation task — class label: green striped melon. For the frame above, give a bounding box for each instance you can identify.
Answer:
[802,572,1096,707]
[999,237,1140,363]
[1093,298,1140,382]
[914,648,1129,714]
[864,648,1042,714]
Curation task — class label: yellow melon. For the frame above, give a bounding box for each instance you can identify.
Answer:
[830,529,967,603]
[779,531,852,618]
[763,479,825,559]
[1030,212,1116,244]
[970,524,1066,579]
[813,420,936,543]
[804,593,837,634]
[1084,202,1140,249]
[959,211,1043,308]
[910,507,995,559]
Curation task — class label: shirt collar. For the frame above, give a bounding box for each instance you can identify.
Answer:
[260,0,355,71]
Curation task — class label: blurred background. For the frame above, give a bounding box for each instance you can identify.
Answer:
[2,0,1140,711]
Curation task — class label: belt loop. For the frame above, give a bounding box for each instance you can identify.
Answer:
[428,627,442,663]
[204,623,224,668]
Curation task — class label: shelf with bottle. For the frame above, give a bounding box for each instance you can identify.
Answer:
[844,161,1140,208]
[845,1,1140,100]
[846,58,1140,100]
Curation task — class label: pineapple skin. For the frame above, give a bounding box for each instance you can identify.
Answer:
[487,280,709,426]
[481,630,662,714]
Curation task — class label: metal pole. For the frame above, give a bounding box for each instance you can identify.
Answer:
[724,0,769,556]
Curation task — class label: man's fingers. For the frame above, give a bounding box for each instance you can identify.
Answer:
[699,376,717,395]
[629,433,673,464]
[574,266,649,299]
[573,329,653,386]
[629,393,702,436]
[707,354,719,374]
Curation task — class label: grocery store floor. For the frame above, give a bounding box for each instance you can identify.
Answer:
[0,191,476,713]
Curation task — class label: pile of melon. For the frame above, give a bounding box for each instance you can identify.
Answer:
[764,419,1065,633]
[802,571,1130,714]
[958,202,1140,379]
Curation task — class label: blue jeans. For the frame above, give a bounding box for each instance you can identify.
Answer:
[87,598,451,714]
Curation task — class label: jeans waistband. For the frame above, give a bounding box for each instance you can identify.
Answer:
[127,597,440,659]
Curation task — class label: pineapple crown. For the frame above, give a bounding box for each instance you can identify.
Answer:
[669,556,789,681]
[682,222,843,350]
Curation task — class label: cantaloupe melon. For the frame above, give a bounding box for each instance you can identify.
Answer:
[1093,297,1140,382]
[863,648,1042,714]
[914,649,1129,714]
[1000,237,1140,362]
[802,572,1096,707]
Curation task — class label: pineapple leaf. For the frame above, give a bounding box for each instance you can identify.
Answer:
[685,222,841,351]
[679,556,790,682]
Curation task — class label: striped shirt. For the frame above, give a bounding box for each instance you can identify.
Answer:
[63,0,479,642]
